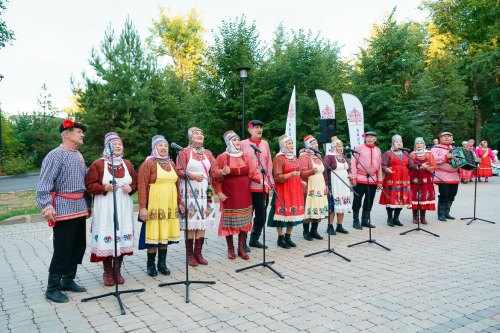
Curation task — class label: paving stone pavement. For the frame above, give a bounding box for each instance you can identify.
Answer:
[1,178,499,333]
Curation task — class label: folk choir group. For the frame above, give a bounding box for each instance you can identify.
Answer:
[36,119,498,303]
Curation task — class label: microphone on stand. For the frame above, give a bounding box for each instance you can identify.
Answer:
[345,146,360,154]
[249,142,262,153]
[171,143,184,151]
[398,147,411,151]
[308,147,321,154]
[109,142,114,154]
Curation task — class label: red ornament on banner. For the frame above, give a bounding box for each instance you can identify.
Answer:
[287,103,295,121]
[63,119,75,129]
[347,108,362,125]
[321,105,334,118]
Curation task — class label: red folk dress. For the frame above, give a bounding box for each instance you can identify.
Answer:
[476,148,494,178]
[409,152,436,211]
[379,152,414,209]
[213,153,262,237]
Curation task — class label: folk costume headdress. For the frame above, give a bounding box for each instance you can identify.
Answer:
[223,130,243,158]
[188,127,205,155]
[146,135,170,164]
[414,137,426,157]
[303,135,319,160]
[59,119,87,133]
[391,134,403,153]
[276,134,295,160]
[102,132,123,163]
[327,136,343,157]
[481,140,488,147]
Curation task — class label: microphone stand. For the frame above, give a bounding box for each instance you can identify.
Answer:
[158,146,215,303]
[399,151,441,237]
[460,160,496,225]
[304,152,356,261]
[347,149,391,251]
[236,148,286,279]
[81,145,145,315]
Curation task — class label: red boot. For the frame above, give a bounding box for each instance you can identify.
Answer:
[237,232,249,260]
[412,209,419,224]
[187,239,198,266]
[102,257,115,286]
[420,210,428,224]
[226,236,236,259]
[113,256,124,284]
[194,238,208,265]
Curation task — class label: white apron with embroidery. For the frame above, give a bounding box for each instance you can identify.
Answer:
[179,151,216,230]
[91,161,135,258]
[330,158,353,214]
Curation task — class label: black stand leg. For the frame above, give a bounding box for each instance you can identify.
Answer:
[348,174,390,251]
[461,161,496,225]
[158,150,215,303]
[81,147,144,315]
[304,228,351,261]
[236,155,284,279]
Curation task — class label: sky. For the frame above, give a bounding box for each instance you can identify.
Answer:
[0,0,429,117]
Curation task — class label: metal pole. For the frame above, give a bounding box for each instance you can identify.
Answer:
[473,98,477,145]
[242,81,246,140]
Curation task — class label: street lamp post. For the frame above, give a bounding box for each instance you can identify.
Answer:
[473,93,478,145]
[236,67,251,140]
[0,73,4,166]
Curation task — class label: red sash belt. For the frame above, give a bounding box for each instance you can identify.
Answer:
[48,192,85,227]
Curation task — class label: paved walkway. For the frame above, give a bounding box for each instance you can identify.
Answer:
[1,178,499,333]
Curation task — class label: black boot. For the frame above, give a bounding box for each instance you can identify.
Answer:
[438,200,447,221]
[60,264,86,292]
[352,210,362,230]
[303,223,313,241]
[393,208,403,226]
[327,224,336,235]
[309,222,323,240]
[361,210,376,228]
[387,208,394,227]
[249,236,268,249]
[336,224,349,234]
[147,252,158,277]
[445,201,455,220]
[157,249,170,276]
[284,233,296,247]
[244,241,251,253]
[277,235,290,249]
[45,273,69,303]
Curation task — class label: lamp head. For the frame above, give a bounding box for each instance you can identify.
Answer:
[473,93,478,102]
[236,67,251,82]
[0,73,4,82]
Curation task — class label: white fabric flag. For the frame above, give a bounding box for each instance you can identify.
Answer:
[315,89,335,153]
[286,86,297,156]
[342,93,365,148]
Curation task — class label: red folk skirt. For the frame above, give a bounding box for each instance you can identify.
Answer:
[459,168,473,179]
[379,153,412,209]
[409,155,436,210]
[477,149,492,178]
[218,155,253,236]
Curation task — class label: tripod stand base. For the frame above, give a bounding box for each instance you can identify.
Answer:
[400,227,439,237]
[81,288,146,315]
[348,239,390,251]
[235,261,284,279]
[304,249,351,262]
[461,217,496,225]
[159,280,215,303]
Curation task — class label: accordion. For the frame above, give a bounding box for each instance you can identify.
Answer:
[449,147,478,171]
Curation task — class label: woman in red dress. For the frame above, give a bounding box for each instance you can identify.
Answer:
[213,131,263,260]
[267,134,306,249]
[476,141,495,182]
[409,137,436,224]
[380,134,417,227]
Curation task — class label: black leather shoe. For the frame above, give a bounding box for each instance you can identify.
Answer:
[327,224,336,235]
[60,265,86,292]
[361,221,376,228]
[336,224,349,234]
[445,202,455,220]
[393,219,403,226]
[353,221,363,230]
[284,233,297,247]
[387,217,395,227]
[157,249,170,276]
[277,235,290,249]
[249,239,268,249]
[309,223,323,240]
[244,242,251,253]
[46,273,69,303]
[147,252,158,277]
[303,231,313,241]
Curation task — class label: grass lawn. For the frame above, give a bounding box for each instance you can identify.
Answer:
[0,190,139,221]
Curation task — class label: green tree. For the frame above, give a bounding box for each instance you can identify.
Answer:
[75,18,157,166]
[147,7,207,82]
[0,0,14,48]
[1,105,22,156]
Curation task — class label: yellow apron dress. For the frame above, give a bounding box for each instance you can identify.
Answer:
[146,163,180,245]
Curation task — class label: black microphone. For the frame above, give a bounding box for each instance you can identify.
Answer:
[308,147,321,154]
[398,147,410,151]
[108,142,114,153]
[345,146,360,154]
[249,142,262,153]
[171,142,184,151]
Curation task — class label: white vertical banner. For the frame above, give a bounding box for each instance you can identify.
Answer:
[286,86,297,155]
[342,93,365,148]
[315,89,335,153]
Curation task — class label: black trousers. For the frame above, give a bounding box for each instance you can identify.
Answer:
[250,192,269,241]
[437,183,459,203]
[352,183,377,212]
[49,216,87,275]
